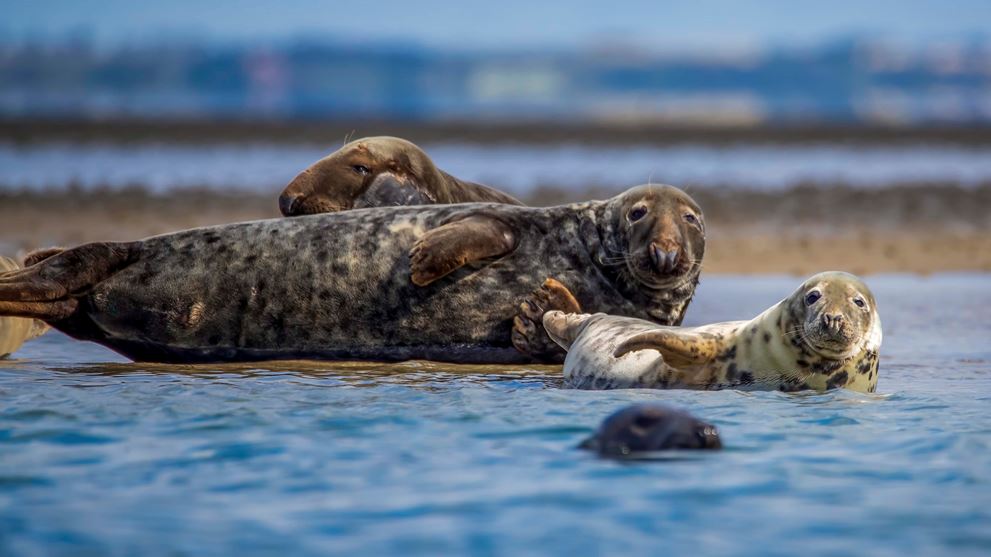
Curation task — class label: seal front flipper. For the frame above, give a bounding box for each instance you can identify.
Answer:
[409,215,517,286]
[0,242,138,320]
[612,329,723,367]
[512,278,582,362]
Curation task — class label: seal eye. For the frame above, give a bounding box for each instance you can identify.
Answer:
[853,298,866,308]
[629,206,648,222]
[684,213,700,227]
[805,291,821,306]
[352,164,371,176]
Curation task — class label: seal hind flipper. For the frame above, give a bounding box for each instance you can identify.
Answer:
[612,329,723,367]
[541,311,593,350]
[0,242,138,320]
[409,215,517,286]
[512,278,582,361]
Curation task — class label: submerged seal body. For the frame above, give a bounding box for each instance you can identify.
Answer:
[543,272,882,393]
[580,404,722,457]
[0,256,48,357]
[0,185,705,364]
[279,136,522,216]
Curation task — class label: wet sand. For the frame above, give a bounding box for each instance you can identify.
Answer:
[3,183,989,274]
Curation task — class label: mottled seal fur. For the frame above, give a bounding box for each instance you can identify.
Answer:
[580,404,722,457]
[543,272,882,393]
[0,256,48,358]
[0,185,704,364]
[279,136,521,216]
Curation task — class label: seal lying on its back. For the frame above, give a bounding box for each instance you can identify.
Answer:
[0,185,704,364]
[580,404,722,457]
[541,272,881,393]
[0,256,48,358]
[279,136,522,216]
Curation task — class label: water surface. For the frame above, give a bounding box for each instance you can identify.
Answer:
[1,274,989,556]
[3,142,991,192]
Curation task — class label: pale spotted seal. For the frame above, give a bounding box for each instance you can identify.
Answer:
[541,271,882,393]
[0,184,704,364]
[580,404,722,457]
[279,136,522,216]
[0,256,48,358]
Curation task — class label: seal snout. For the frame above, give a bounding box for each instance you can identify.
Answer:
[279,192,304,216]
[821,312,845,333]
[649,241,681,275]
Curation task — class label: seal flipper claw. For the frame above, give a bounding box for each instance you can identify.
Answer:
[511,277,582,362]
[409,215,517,286]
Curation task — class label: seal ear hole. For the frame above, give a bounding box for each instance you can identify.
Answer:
[805,290,821,306]
[352,164,371,176]
[628,206,648,222]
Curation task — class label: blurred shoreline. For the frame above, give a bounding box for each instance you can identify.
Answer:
[4,183,989,275]
[4,117,991,146]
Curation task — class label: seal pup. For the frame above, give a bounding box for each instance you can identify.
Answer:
[0,256,48,358]
[279,136,522,216]
[0,184,704,364]
[541,272,881,393]
[580,404,722,457]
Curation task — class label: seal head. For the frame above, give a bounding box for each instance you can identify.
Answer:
[580,404,722,457]
[787,271,880,361]
[591,184,706,323]
[279,136,521,215]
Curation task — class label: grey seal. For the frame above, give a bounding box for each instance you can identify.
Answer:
[0,184,705,364]
[542,271,882,393]
[580,404,722,457]
[278,136,521,216]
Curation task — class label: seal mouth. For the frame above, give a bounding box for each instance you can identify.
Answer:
[630,247,694,290]
[804,326,859,358]
[282,197,349,216]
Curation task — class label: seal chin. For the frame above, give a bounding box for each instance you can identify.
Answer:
[805,327,859,359]
[284,197,350,216]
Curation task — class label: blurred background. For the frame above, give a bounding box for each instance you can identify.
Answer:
[2,0,990,273]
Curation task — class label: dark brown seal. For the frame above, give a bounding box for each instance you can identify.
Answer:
[579,404,722,457]
[278,136,522,216]
[0,184,704,364]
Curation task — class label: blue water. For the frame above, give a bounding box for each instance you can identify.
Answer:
[3,142,991,192]
[1,274,989,556]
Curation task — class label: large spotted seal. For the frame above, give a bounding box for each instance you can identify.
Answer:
[0,185,704,364]
[541,272,882,393]
[279,136,522,216]
[0,256,48,357]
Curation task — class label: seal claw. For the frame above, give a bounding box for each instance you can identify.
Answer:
[511,277,582,363]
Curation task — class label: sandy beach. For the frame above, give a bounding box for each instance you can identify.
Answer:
[4,183,989,275]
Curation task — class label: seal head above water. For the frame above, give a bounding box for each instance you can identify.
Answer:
[580,404,722,457]
[0,185,704,364]
[278,136,522,216]
[542,271,882,392]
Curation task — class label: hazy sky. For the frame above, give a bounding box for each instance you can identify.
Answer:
[5,0,991,49]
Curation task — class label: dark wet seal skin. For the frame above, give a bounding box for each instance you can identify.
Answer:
[0,184,704,364]
[278,136,522,216]
[579,404,722,457]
